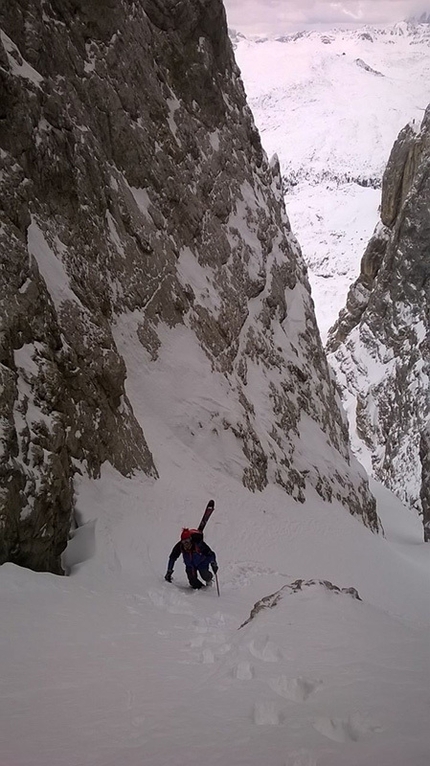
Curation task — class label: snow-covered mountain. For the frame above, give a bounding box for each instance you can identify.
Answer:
[233,23,430,339]
[1,4,429,765]
[0,0,378,573]
[328,109,430,528]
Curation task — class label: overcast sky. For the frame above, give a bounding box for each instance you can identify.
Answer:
[223,0,430,36]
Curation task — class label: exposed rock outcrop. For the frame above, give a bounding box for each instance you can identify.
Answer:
[0,0,378,573]
[328,109,430,533]
[239,578,361,629]
[420,427,430,541]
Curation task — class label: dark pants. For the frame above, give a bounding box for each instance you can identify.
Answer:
[186,566,213,588]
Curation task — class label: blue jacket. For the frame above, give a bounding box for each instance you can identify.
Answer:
[168,539,216,572]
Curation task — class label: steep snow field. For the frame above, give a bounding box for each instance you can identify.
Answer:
[2,20,430,766]
[234,24,430,338]
[2,324,429,766]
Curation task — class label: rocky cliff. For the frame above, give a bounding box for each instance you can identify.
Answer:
[0,0,378,573]
[328,109,430,535]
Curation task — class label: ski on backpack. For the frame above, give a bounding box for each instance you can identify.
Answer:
[164,500,218,591]
[198,499,215,532]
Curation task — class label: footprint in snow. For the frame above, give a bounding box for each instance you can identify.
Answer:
[233,661,254,680]
[193,612,226,630]
[313,712,382,743]
[129,715,146,740]
[248,636,281,662]
[284,750,317,766]
[148,590,164,608]
[148,589,193,615]
[201,647,215,664]
[268,675,322,702]
[253,700,282,726]
[190,634,205,648]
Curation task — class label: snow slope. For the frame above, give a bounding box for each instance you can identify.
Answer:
[234,24,430,339]
[1,17,429,766]
[1,349,429,766]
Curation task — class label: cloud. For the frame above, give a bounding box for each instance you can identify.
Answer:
[224,0,430,36]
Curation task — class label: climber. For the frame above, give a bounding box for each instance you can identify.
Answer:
[165,528,218,589]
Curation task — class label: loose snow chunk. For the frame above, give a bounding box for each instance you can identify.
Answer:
[18,278,32,294]
[0,30,43,86]
[414,320,427,343]
[106,210,125,256]
[35,118,51,147]
[14,344,39,377]
[269,153,280,170]
[84,43,96,73]
[394,301,426,337]
[209,130,220,152]
[27,219,83,311]
[166,97,182,145]
[130,186,151,216]
[374,220,390,240]
[177,247,221,310]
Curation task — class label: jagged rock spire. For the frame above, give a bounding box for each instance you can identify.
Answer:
[328,107,430,537]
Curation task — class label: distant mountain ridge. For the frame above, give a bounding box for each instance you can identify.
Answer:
[230,18,430,47]
[232,19,430,187]
[233,20,430,339]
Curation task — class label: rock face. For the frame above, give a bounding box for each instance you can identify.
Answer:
[0,0,378,573]
[239,579,361,629]
[420,427,430,541]
[328,109,430,532]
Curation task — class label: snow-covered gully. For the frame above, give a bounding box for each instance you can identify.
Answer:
[2,474,429,766]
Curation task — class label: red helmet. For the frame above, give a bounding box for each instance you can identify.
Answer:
[181,528,200,540]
